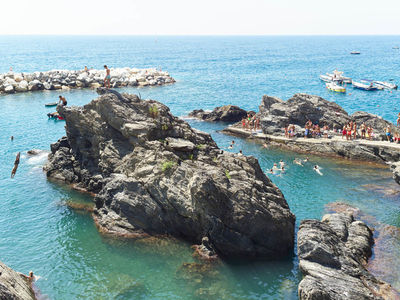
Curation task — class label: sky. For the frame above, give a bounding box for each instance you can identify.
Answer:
[1,0,399,35]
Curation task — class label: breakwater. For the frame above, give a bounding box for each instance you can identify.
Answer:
[0,67,175,94]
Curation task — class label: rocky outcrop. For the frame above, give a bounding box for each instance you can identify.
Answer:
[259,93,396,140]
[0,261,36,300]
[188,105,248,122]
[298,212,395,300]
[44,90,295,259]
[390,162,400,185]
[0,68,175,95]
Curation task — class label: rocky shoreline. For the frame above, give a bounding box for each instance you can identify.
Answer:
[0,260,36,300]
[44,88,295,259]
[219,93,400,183]
[298,211,398,300]
[0,67,175,94]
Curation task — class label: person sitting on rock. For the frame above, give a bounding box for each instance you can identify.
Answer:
[58,96,67,106]
[104,65,111,88]
[284,125,289,138]
[323,124,329,138]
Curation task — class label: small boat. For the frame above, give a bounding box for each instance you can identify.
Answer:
[326,70,352,84]
[326,82,346,93]
[45,102,58,107]
[350,51,361,55]
[320,74,333,82]
[393,46,399,49]
[374,81,398,90]
[352,81,378,91]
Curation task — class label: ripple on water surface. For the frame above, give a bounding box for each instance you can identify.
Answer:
[0,36,400,299]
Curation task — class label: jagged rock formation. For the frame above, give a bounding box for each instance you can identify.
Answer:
[0,261,36,300]
[0,68,175,94]
[44,90,295,259]
[259,94,396,140]
[188,105,248,122]
[390,162,400,185]
[298,212,396,300]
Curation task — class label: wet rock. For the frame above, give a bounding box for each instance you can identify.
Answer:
[189,105,248,122]
[4,85,14,93]
[45,91,295,259]
[298,212,396,300]
[0,260,36,300]
[391,162,400,185]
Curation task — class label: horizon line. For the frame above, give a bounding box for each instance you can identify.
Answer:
[1,34,400,37]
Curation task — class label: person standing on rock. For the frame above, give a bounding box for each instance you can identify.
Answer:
[104,65,111,88]
[58,96,67,106]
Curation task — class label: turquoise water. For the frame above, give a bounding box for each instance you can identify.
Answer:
[1,36,400,299]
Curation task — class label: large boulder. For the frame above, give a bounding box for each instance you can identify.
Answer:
[15,80,28,92]
[0,260,36,300]
[44,91,295,259]
[259,93,350,135]
[297,212,396,300]
[351,111,396,141]
[189,105,248,122]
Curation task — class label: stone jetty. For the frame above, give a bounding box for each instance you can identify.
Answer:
[0,260,36,300]
[298,212,398,300]
[0,67,175,94]
[44,89,295,259]
[221,93,400,183]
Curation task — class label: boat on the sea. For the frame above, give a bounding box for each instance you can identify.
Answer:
[319,75,332,82]
[374,81,398,90]
[320,70,352,84]
[45,102,58,107]
[393,46,399,49]
[352,81,378,91]
[327,70,352,84]
[326,82,346,93]
[350,51,361,55]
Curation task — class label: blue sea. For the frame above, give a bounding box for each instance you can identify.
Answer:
[0,36,400,299]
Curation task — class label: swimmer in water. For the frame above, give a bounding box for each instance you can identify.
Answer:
[228,140,235,149]
[266,168,274,174]
[238,150,243,156]
[279,160,285,168]
[313,165,323,176]
[293,158,303,166]
[281,166,285,173]
[303,157,309,163]
[11,152,20,178]
[272,163,279,170]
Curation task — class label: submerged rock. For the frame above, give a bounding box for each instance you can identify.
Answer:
[297,212,396,300]
[44,90,295,259]
[188,105,248,122]
[0,260,36,300]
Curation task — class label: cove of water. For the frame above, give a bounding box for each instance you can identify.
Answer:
[0,36,400,299]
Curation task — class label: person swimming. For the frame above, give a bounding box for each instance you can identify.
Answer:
[228,140,235,149]
[279,160,285,168]
[272,163,279,170]
[293,158,303,166]
[313,165,323,176]
[11,152,20,178]
[303,157,309,163]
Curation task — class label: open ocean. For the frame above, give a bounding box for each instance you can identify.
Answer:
[0,35,400,299]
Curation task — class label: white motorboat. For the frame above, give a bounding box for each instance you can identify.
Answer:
[320,74,333,82]
[326,82,346,93]
[374,81,398,90]
[352,81,378,91]
[326,70,352,84]
[350,51,361,55]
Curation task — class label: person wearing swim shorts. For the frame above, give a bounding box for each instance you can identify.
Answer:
[360,122,366,139]
[386,126,392,142]
[58,95,67,106]
[104,65,111,88]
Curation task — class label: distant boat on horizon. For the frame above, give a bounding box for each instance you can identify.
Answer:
[350,51,361,55]
[393,46,399,49]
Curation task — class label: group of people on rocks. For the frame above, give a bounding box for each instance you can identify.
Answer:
[241,113,260,131]
[341,121,374,141]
